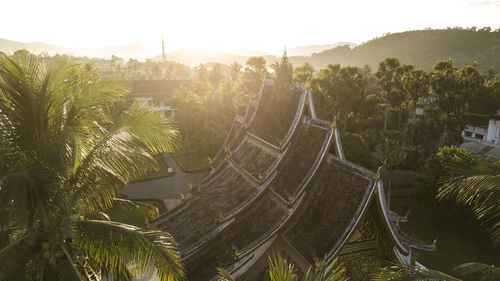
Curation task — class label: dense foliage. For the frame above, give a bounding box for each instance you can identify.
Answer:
[0,53,184,280]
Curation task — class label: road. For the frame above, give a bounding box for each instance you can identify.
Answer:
[122,153,208,210]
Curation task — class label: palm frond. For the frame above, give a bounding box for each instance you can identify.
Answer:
[372,263,460,281]
[0,233,37,281]
[310,257,346,281]
[56,244,90,281]
[73,220,184,281]
[455,262,500,281]
[269,252,299,281]
[107,198,160,219]
[68,101,180,215]
[0,53,183,281]
[217,267,236,281]
[437,148,500,245]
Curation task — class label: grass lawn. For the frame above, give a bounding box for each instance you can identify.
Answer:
[107,198,167,227]
[391,195,499,277]
[173,152,210,173]
[131,154,174,182]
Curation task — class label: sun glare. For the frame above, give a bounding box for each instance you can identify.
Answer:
[1,0,498,54]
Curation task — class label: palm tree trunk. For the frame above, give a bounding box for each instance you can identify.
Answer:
[344,110,348,131]
[398,106,402,131]
[358,99,364,134]
[184,112,192,156]
[384,102,389,132]
[410,104,416,146]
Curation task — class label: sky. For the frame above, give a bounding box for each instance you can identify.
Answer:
[1,0,499,54]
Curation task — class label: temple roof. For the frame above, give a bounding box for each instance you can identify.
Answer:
[127,80,191,97]
[152,80,433,280]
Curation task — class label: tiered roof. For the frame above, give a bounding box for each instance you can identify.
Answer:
[152,80,433,280]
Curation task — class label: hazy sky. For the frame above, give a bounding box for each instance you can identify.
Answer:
[2,0,499,54]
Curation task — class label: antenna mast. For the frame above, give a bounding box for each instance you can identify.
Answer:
[161,37,167,65]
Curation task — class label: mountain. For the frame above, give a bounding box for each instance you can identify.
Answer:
[301,29,500,70]
[0,38,159,59]
[2,29,499,70]
[286,42,356,56]
[159,49,251,66]
[0,38,73,55]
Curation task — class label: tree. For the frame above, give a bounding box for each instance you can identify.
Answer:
[110,55,124,71]
[356,65,376,133]
[438,148,500,245]
[403,68,429,145]
[340,132,373,169]
[294,62,315,84]
[373,263,460,280]
[430,60,479,145]
[217,252,346,281]
[246,56,267,76]
[310,64,342,122]
[376,57,402,132]
[436,147,500,280]
[0,53,184,280]
[394,64,415,131]
[326,66,363,131]
[229,62,242,81]
[208,63,225,93]
[238,57,268,113]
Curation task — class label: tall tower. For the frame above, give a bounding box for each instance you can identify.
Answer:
[161,37,167,65]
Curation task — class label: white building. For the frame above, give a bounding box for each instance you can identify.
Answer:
[462,99,500,144]
[129,80,191,118]
[461,99,500,159]
[486,118,500,143]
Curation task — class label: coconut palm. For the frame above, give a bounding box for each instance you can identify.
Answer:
[372,263,460,281]
[0,53,184,280]
[454,262,500,281]
[375,57,402,132]
[437,148,500,280]
[437,148,500,246]
[217,252,345,281]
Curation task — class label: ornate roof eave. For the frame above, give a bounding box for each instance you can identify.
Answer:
[374,180,436,255]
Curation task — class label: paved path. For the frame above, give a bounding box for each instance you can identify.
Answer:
[122,153,208,209]
[163,152,185,175]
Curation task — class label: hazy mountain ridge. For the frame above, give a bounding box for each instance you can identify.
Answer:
[0,38,73,56]
[0,38,158,59]
[302,29,500,70]
[286,42,356,56]
[2,29,499,70]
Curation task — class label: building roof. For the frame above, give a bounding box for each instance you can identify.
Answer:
[467,98,500,117]
[151,82,432,280]
[128,80,191,96]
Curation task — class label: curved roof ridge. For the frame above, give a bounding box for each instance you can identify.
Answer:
[219,128,335,276]
[204,82,266,179]
[179,120,324,258]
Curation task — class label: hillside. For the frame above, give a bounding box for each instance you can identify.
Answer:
[0,38,160,59]
[302,29,500,70]
[0,38,72,55]
[2,29,499,70]
[286,42,356,56]
[158,29,500,70]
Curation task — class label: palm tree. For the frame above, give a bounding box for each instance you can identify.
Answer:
[402,68,429,146]
[437,148,500,280]
[0,53,184,280]
[372,264,460,281]
[217,252,346,281]
[438,148,500,246]
[376,57,401,132]
[374,147,500,281]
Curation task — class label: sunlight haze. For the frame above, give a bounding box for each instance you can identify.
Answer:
[2,0,499,54]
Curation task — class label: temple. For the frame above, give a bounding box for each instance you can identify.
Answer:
[152,80,434,280]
